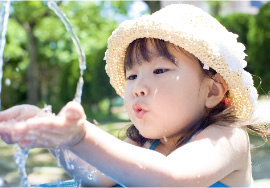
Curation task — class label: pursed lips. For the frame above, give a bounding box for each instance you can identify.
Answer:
[132,103,147,119]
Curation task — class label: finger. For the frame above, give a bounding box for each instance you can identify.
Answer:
[21,132,62,149]
[58,101,86,120]
[0,106,20,122]
[0,121,26,144]
[0,105,41,122]
[25,116,65,130]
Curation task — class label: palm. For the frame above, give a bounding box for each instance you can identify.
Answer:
[0,105,49,122]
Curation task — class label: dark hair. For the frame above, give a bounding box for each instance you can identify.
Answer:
[124,38,268,149]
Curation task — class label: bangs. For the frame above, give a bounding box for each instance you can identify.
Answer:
[124,38,217,78]
[124,38,175,71]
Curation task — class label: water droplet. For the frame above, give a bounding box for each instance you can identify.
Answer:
[137,163,144,169]
[67,161,75,170]
[93,119,98,125]
[87,174,93,180]
[87,170,97,180]
[16,67,19,72]
[5,78,11,86]
[163,136,167,142]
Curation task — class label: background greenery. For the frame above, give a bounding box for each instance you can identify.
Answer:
[2,1,270,114]
[1,0,270,186]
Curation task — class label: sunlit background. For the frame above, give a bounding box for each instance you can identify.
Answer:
[0,0,270,186]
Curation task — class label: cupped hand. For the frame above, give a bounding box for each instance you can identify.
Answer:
[0,104,48,122]
[0,104,51,144]
[0,101,87,149]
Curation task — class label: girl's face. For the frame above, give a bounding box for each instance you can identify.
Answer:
[124,40,210,140]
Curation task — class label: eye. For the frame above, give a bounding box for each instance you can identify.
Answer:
[126,75,137,80]
[154,69,168,74]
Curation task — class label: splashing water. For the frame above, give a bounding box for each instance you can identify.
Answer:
[73,175,82,188]
[54,148,62,167]
[0,0,87,186]
[47,1,88,185]
[63,149,75,170]
[14,145,30,187]
[87,170,97,181]
[0,0,10,109]
[0,1,31,187]
[14,104,52,187]
[47,0,86,104]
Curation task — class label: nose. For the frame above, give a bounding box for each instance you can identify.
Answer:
[133,79,149,97]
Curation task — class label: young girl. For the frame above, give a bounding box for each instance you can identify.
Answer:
[0,3,264,187]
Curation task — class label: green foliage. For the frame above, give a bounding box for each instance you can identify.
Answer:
[218,4,270,95]
[207,1,223,17]
[218,13,254,47]
[2,1,130,113]
[247,2,270,94]
[217,13,255,75]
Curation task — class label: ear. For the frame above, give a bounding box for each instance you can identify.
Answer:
[205,74,228,109]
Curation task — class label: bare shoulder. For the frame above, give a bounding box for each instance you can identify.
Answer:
[192,124,251,186]
[168,124,251,186]
[197,124,250,152]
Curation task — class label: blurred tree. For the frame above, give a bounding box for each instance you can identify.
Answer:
[247,2,270,94]
[3,1,130,114]
[208,1,223,17]
[9,1,50,105]
[144,1,161,13]
[217,13,255,78]
[218,13,254,47]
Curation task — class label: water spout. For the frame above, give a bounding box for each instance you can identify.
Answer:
[0,1,31,187]
[0,0,11,110]
[47,0,86,104]
[1,1,87,186]
[14,145,30,187]
[47,2,88,184]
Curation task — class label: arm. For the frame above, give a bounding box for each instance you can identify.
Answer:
[69,123,248,187]
[0,102,248,186]
[0,103,115,186]
[50,136,140,186]
[0,104,138,187]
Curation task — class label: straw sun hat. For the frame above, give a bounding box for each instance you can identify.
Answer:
[105,3,258,120]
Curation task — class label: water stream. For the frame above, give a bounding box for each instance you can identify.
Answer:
[14,145,30,187]
[47,1,87,186]
[0,0,87,186]
[47,0,86,104]
[0,0,10,109]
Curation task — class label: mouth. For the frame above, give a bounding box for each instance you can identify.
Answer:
[133,104,147,119]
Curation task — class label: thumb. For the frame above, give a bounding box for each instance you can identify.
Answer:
[60,101,86,120]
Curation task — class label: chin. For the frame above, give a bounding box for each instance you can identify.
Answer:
[138,130,160,140]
